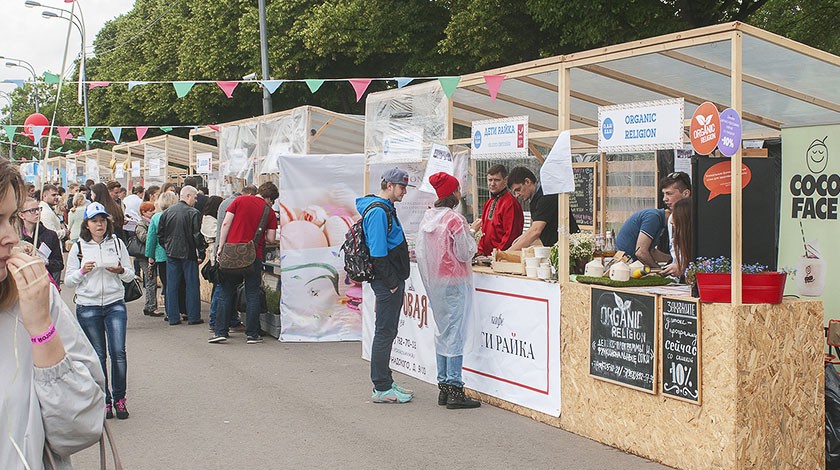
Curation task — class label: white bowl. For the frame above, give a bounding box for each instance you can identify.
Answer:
[525,266,538,278]
[524,257,541,268]
[537,267,551,279]
[533,246,552,258]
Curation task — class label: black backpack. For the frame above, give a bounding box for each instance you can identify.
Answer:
[341,201,393,282]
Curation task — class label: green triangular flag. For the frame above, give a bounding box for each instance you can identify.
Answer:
[84,127,96,142]
[3,126,16,141]
[305,79,325,93]
[160,126,173,133]
[173,82,196,98]
[55,147,63,153]
[43,72,60,84]
[438,77,461,99]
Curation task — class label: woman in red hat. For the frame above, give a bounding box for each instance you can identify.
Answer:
[415,172,481,409]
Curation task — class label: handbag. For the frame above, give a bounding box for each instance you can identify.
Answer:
[126,234,145,257]
[217,205,270,275]
[236,282,268,314]
[201,259,221,284]
[123,276,143,302]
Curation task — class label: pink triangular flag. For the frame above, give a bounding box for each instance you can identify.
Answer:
[216,81,239,98]
[88,81,110,90]
[136,126,149,143]
[208,125,220,132]
[349,79,372,102]
[484,75,505,101]
[57,126,71,144]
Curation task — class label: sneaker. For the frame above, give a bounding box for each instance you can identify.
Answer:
[371,385,413,404]
[246,335,264,344]
[114,398,129,419]
[393,383,415,396]
[105,404,114,419]
[208,335,227,344]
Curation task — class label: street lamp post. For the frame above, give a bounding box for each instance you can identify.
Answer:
[0,91,14,160]
[0,56,40,113]
[258,0,272,115]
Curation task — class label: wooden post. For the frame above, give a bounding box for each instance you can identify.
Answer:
[599,153,607,235]
[558,65,571,283]
[163,136,170,184]
[730,32,744,305]
[188,131,195,176]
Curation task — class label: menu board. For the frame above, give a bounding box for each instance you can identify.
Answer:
[589,288,657,393]
[661,297,701,404]
[571,165,595,226]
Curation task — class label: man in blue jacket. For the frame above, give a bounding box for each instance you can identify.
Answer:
[356,168,413,403]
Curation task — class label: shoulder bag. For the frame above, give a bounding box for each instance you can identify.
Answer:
[217,205,270,275]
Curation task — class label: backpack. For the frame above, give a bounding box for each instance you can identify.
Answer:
[341,201,393,283]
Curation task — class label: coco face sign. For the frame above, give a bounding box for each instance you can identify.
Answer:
[598,98,684,153]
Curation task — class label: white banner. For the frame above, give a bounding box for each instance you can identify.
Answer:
[471,116,529,159]
[196,152,212,174]
[277,154,366,342]
[368,162,436,237]
[418,144,454,194]
[382,127,424,161]
[598,98,684,153]
[144,145,165,185]
[66,158,77,183]
[85,158,99,182]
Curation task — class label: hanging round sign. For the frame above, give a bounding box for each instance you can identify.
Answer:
[717,108,742,157]
[22,113,50,142]
[689,102,720,155]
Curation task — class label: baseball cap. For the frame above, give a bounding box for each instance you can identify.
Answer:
[84,202,110,220]
[381,167,413,187]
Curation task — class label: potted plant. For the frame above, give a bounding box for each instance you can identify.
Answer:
[568,232,595,275]
[685,256,788,304]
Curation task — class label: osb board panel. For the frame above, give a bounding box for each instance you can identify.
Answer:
[734,302,824,469]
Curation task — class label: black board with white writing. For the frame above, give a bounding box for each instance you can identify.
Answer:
[571,166,595,226]
[589,288,657,393]
[661,297,701,404]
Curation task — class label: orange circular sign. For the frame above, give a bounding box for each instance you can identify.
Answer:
[690,102,721,155]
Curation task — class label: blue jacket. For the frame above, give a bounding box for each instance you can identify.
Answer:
[356,195,410,289]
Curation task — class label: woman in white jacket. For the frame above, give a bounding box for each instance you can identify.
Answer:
[0,159,106,469]
[65,202,135,421]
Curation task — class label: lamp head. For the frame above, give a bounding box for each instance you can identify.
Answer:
[24,0,41,8]
[5,62,16,68]
[42,11,59,18]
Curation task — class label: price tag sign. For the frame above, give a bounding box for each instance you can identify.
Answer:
[661,297,701,404]
[717,108,742,157]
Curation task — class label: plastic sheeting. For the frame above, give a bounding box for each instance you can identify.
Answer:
[143,144,166,186]
[219,122,257,181]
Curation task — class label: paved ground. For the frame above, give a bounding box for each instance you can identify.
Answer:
[65,289,668,469]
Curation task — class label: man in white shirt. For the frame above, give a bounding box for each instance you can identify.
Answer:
[38,184,66,241]
[659,172,691,277]
[122,185,144,234]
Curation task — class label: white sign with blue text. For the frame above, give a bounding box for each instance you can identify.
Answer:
[598,98,684,153]
[471,116,529,159]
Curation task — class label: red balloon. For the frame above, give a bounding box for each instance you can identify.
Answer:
[23,113,50,142]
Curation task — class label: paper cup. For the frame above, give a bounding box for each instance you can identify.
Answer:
[525,257,541,268]
[525,266,538,278]
[533,246,551,258]
[537,267,551,279]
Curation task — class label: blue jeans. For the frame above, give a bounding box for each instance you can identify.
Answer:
[369,279,405,392]
[214,261,262,338]
[76,302,128,404]
[165,257,201,324]
[209,283,241,329]
[436,354,464,387]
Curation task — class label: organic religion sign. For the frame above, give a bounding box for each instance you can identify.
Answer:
[598,98,684,153]
[689,101,743,157]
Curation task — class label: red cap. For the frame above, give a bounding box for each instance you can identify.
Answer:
[429,172,459,199]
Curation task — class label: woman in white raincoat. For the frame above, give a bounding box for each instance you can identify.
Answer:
[416,172,481,409]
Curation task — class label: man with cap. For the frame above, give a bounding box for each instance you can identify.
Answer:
[470,164,524,255]
[356,167,413,403]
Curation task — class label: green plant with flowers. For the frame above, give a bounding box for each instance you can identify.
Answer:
[684,256,769,286]
[569,232,595,262]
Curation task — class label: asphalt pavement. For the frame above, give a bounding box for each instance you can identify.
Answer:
[64,288,668,469]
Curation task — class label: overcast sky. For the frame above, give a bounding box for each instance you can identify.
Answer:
[1,0,135,93]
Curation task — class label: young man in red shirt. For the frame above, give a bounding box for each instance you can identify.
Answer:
[471,164,524,255]
[210,182,279,344]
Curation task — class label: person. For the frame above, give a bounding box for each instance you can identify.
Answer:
[416,173,481,409]
[143,185,160,203]
[0,154,106,470]
[356,167,413,403]
[65,182,80,212]
[135,201,162,316]
[614,207,671,268]
[507,167,579,250]
[65,202,135,421]
[18,197,64,288]
[184,175,208,213]
[25,182,36,198]
[145,191,179,319]
[118,187,127,203]
[107,181,122,205]
[122,185,144,235]
[470,164,524,255]
[91,183,125,241]
[67,191,88,247]
[201,195,224,245]
[39,183,67,242]
[668,198,693,278]
[211,182,279,344]
[157,186,206,325]
[161,182,177,194]
[84,179,95,202]
[659,172,693,277]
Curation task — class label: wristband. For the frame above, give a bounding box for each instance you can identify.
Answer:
[30,323,57,345]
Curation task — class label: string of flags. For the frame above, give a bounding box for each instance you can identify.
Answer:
[1,124,202,145]
[1,74,508,102]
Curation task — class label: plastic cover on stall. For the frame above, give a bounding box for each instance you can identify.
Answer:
[258,108,307,174]
[365,80,449,163]
[219,121,257,181]
[143,144,167,186]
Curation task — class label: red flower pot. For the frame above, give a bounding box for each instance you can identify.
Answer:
[694,272,787,304]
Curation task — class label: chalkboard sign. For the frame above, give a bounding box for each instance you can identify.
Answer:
[571,165,595,227]
[661,297,701,404]
[589,288,658,393]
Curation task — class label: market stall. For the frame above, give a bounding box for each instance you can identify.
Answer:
[359,22,834,469]
[111,134,217,189]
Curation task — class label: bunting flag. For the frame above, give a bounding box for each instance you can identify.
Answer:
[173,81,196,98]
[127,81,148,91]
[84,127,96,141]
[396,78,413,88]
[160,126,173,133]
[32,126,45,142]
[3,126,16,141]
[2,79,24,89]
[349,79,372,102]
[88,81,110,90]
[43,72,60,84]
[438,76,461,99]
[58,126,71,144]
[110,127,122,143]
[484,74,505,101]
[216,81,239,98]
[261,80,283,94]
[305,79,325,93]
[136,126,149,143]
